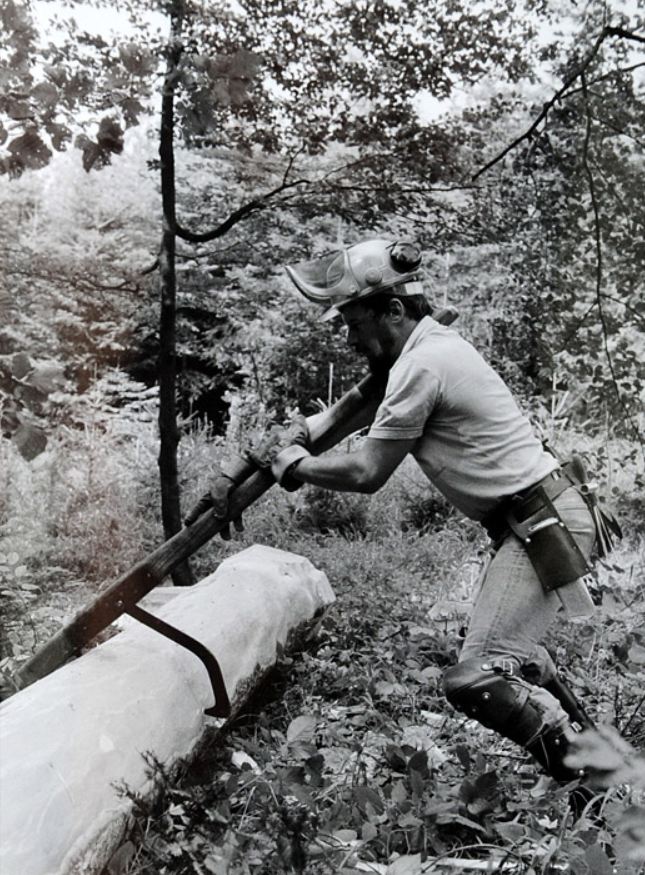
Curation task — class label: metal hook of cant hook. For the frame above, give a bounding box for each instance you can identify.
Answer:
[126,602,231,718]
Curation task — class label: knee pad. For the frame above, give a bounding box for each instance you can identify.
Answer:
[443,657,540,747]
[443,657,584,783]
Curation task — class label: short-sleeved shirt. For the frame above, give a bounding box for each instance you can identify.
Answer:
[367,316,558,520]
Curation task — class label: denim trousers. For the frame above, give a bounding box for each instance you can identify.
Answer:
[458,486,596,723]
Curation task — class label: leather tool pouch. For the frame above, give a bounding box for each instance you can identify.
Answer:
[505,487,593,592]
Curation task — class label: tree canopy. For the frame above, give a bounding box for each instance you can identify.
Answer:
[1,0,643,463]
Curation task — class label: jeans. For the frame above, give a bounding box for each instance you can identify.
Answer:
[444,487,595,744]
[458,486,596,726]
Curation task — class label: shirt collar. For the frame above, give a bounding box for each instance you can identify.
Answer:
[398,315,437,358]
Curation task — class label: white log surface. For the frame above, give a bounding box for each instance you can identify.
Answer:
[0,545,335,875]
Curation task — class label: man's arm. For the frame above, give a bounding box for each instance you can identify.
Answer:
[306,389,383,448]
[288,436,417,494]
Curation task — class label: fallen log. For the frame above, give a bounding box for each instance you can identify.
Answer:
[0,545,335,875]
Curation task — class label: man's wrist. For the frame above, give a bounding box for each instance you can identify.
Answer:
[272,445,311,486]
[220,454,250,487]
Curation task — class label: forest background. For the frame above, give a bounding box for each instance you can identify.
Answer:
[1,0,645,872]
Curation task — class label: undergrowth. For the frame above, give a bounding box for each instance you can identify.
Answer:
[103,499,644,874]
[2,414,644,873]
[106,522,645,874]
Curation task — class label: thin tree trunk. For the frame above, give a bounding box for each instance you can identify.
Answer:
[158,4,193,586]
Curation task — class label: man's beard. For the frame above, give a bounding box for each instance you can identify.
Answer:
[367,355,392,381]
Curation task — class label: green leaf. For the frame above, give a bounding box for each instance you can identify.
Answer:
[97,117,124,155]
[627,642,645,666]
[7,131,52,169]
[43,65,67,88]
[583,843,614,874]
[286,714,317,744]
[361,821,378,841]
[407,750,429,779]
[228,49,263,80]
[6,98,30,120]
[494,820,527,842]
[386,853,422,874]
[119,43,157,77]
[106,840,135,874]
[397,811,422,828]
[390,780,408,804]
[29,363,65,395]
[121,96,146,128]
[384,744,408,772]
[12,421,47,460]
[45,121,71,151]
[11,352,32,379]
[78,138,104,172]
[31,81,59,110]
[354,785,384,814]
[203,856,228,875]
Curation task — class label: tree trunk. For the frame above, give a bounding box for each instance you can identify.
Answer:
[158,4,193,586]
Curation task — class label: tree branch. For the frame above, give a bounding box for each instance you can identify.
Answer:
[174,150,309,243]
[600,292,645,325]
[585,113,645,150]
[140,258,159,275]
[322,183,479,194]
[605,25,645,44]
[472,25,645,181]
[562,61,645,99]
[173,148,395,245]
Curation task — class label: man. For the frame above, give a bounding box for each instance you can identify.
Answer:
[189,238,609,799]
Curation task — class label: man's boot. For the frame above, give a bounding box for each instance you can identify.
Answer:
[521,658,601,820]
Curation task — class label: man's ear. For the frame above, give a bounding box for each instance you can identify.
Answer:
[387,297,406,321]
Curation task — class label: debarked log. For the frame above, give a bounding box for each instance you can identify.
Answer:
[0,546,335,875]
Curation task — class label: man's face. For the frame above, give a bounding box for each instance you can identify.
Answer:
[340,302,398,375]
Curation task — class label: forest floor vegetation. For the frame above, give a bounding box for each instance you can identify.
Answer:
[1,423,644,874]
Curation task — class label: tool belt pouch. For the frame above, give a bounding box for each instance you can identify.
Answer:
[505,487,592,592]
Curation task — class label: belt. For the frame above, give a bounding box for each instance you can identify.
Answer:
[482,468,574,541]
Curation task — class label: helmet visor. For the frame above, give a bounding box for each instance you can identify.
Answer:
[285,250,358,304]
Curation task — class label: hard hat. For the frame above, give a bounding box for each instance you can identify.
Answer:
[285,238,424,321]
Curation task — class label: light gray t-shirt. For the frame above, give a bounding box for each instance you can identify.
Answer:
[368,316,557,520]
